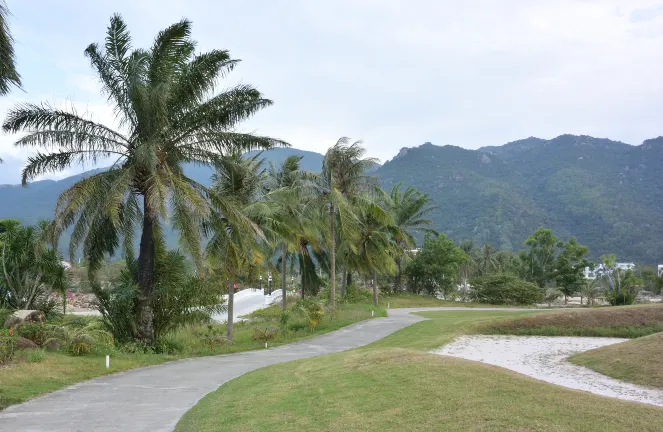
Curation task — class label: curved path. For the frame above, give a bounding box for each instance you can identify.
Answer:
[0,307,526,432]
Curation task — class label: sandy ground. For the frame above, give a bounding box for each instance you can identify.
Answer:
[434,335,663,407]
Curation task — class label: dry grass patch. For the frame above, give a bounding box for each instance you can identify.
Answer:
[570,332,663,389]
[480,305,663,338]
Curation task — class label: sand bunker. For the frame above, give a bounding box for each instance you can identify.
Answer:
[434,335,663,407]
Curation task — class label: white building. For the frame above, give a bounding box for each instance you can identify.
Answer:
[584,262,636,280]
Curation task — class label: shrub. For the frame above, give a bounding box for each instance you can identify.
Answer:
[279,312,289,327]
[95,251,224,344]
[26,349,45,363]
[0,309,13,328]
[342,284,372,304]
[299,300,325,331]
[14,323,47,346]
[469,274,541,305]
[154,335,184,355]
[44,321,113,356]
[0,329,17,364]
[606,292,635,306]
[196,325,228,349]
[287,321,307,332]
[252,326,281,342]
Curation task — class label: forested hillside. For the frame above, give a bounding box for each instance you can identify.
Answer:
[3,135,663,263]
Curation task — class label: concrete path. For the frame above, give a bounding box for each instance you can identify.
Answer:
[0,307,529,432]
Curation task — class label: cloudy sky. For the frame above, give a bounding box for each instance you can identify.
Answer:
[1,0,663,184]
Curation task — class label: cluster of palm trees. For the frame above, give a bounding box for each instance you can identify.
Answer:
[0,15,436,344]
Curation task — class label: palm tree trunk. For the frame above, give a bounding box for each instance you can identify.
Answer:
[372,269,378,307]
[340,266,346,297]
[227,280,234,342]
[395,256,403,291]
[137,196,156,345]
[281,242,287,311]
[329,203,336,308]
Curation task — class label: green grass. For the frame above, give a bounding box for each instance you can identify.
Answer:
[479,304,663,338]
[0,302,384,410]
[176,309,663,432]
[570,332,663,389]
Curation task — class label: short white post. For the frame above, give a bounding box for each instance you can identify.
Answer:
[388,303,390,309]
[371,310,374,317]
[105,355,110,369]
[265,343,267,349]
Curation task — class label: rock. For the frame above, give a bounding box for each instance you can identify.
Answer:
[4,316,21,329]
[42,339,62,352]
[17,336,38,350]
[4,310,46,328]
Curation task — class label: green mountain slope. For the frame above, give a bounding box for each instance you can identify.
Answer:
[376,136,663,263]
[2,136,663,263]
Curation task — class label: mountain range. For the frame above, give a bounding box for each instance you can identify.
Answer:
[2,135,663,263]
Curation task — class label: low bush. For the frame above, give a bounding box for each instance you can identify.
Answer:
[195,325,228,349]
[469,274,541,305]
[155,335,185,355]
[342,284,372,304]
[0,329,17,364]
[0,309,13,327]
[44,320,113,356]
[252,326,281,342]
[14,323,47,346]
[299,300,325,331]
[287,321,307,332]
[606,292,635,306]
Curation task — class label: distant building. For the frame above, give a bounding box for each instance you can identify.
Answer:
[61,261,72,269]
[406,248,421,255]
[658,265,663,277]
[584,262,636,280]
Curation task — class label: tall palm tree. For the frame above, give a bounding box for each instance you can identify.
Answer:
[346,199,399,306]
[2,15,282,344]
[479,244,498,275]
[205,154,270,342]
[0,1,21,95]
[318,138,378,308]
[383,183,437,290]
[265,155,311,310]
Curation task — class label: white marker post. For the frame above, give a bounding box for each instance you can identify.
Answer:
[265,343,268,349]
[371,310,374,317]
[105,355,110,369]
[388,303,390,309]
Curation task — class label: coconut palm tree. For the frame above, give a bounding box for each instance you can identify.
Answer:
[205,154,270,342]
[0,1,21,96]
[265,155,313,310]
[346,199,399,306]
[2,15,282,344]
[382,183,437,290]
[318,138,378,308]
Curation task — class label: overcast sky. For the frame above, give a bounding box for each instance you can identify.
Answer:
[1,0,663,184]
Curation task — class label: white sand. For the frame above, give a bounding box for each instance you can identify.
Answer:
[434,335,663,407]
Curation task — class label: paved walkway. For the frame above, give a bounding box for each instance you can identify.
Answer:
[0,307,527,432]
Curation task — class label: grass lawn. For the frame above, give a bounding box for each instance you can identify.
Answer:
[176,309,663,432]
[479,304,663,338]
[0,303,384,410]
[570,332,663,389]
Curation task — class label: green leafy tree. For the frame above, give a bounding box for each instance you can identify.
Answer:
[554,237,589,303]
[2,15,281,344]
[0,1,21,96]
[600,254,640,306]
[404,233,467,297]
[521,227,558,288]
[0,219,66,309]
[318,138,378,308]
